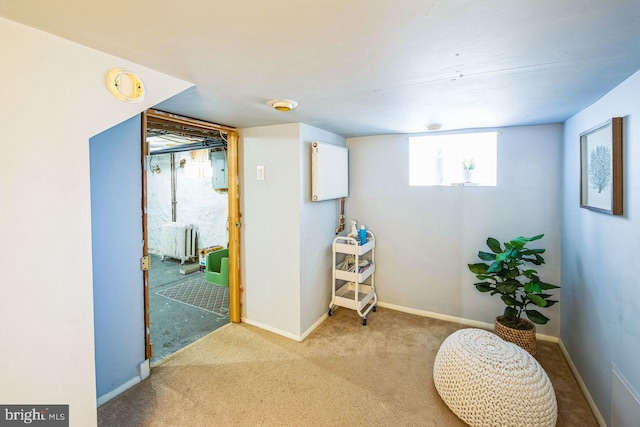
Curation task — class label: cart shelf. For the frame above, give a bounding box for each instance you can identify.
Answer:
[334,238,375,255]
[334,282,376,311]
[335,263,375,283]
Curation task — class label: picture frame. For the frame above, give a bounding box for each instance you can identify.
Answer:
[580,117,623,215]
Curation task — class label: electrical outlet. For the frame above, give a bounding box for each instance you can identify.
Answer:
[256,165,265,181]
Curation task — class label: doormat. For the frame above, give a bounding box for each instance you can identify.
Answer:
[157,277,229,317]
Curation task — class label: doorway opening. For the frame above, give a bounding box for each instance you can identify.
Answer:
[142,110,240,364]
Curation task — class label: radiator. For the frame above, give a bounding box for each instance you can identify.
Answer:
[160,222,198,264]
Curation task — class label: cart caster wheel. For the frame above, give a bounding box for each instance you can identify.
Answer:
[328,307,334,316]
[362,318,367,326]
[372,305,377,312]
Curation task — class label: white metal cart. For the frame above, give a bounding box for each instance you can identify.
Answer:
[329,231,377,325]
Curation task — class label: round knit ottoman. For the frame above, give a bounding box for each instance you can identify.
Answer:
[433,329,557,427]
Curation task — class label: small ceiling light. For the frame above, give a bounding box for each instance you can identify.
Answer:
[267,99,299,112]
[426,123,443,131]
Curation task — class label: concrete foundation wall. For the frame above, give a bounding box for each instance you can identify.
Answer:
[147,152,228,253]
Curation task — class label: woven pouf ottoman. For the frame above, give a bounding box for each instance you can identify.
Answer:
[433,329,557,427]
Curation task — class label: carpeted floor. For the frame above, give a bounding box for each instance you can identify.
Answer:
[98,307,598,426]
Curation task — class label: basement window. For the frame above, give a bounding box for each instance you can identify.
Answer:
[409,132,497,186]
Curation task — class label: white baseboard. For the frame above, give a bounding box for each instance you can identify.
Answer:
[242,302,558,345]
[242,313,329,342]
[243,318,303,341]
[97,375,141,407]
[97,358,152,406]
[558,339,606,427]
[300,313,328,341]
[138,359,150,380]
[376,301,559,343]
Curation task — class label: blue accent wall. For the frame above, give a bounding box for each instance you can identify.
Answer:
[89,115,145,399]
[562,70,640,423]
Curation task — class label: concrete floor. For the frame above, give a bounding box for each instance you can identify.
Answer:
[149,254,229,364]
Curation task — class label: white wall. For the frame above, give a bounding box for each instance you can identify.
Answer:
[241,124,303,336]
[299,124,346,334]
[0,17,191,426]
[240,123,345,338]
[562,69,640,424]
[346,124,563,336]
[147,152,228,252]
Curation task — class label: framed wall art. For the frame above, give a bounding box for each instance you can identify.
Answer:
[580,117,623,215]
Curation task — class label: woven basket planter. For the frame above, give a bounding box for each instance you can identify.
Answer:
[494,316,537,355]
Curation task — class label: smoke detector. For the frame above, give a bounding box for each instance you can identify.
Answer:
[426,123,443,131]
[267,99,299,112]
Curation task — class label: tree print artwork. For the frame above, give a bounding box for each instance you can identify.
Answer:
[589,145,611,193]
[580,117,622,215]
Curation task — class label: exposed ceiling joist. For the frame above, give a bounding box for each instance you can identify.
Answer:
[146,109,233,155]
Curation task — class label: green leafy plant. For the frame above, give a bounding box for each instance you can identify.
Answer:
[468,234,559,329]
[462,158,476,170]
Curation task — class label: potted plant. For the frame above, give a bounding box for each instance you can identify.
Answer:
[462,158,475,183]
[468,234,559,355]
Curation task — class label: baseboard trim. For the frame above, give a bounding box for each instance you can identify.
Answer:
[558,339,606,427]
[241,303,558,345]
[301,313,328,341]
[242,313,328,342]
[97,375,140,406]
[376,301,559,343]
[138,359,150,381]
[243,318,302,342]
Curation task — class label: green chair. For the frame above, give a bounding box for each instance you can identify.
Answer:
[204,248,229,287]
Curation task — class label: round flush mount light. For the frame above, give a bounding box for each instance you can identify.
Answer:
[106,68,145,103]
[267,99,299,112]
[426,123,443,131]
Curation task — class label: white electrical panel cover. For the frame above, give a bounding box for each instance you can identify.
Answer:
[311,141,348,201]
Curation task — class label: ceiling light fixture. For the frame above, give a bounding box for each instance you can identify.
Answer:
[426,123,443,131]
[267,99,299,112]
[106,68,145,103]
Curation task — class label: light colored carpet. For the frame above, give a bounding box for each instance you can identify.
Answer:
[98,307,598,426]
[157,277,229,317]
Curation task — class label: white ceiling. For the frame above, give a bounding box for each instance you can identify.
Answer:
[3,0,640,137]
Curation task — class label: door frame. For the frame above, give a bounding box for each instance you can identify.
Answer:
[141,109,241,360]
